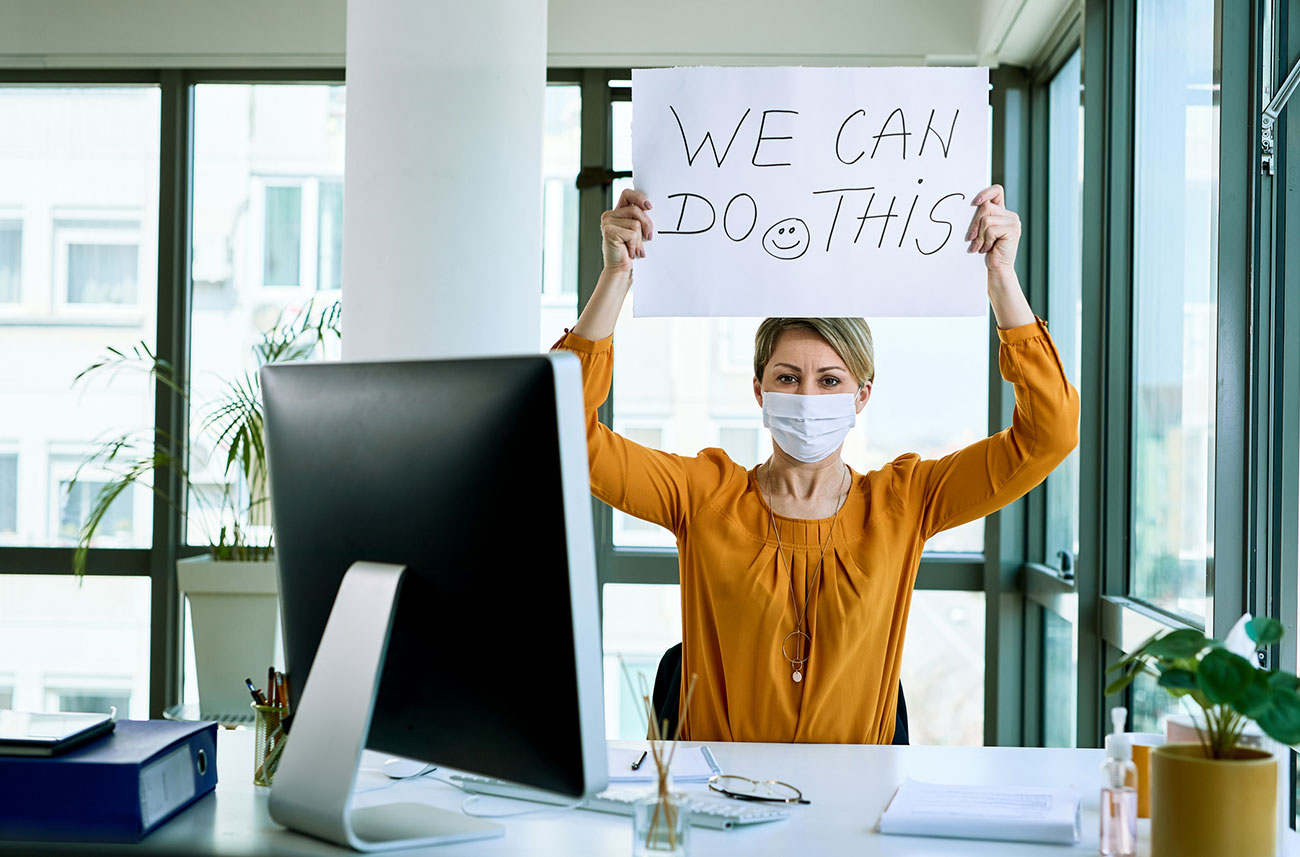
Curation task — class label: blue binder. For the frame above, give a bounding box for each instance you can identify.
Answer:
[0,719,218,842]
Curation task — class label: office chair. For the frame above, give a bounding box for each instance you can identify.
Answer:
[650,643,911,745]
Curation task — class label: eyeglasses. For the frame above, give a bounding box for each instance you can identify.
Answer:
[707,774,811,805]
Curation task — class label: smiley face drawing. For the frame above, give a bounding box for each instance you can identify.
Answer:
[761,218,811,260]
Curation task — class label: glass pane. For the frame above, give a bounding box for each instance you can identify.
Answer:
[66,239,139,304]
[0,574,151,718]
[541,83,581,351]
[900,590,985,745]
[1130,667,1182,733]
[0,454,15,534]
[263,185,303,286]
[602,583,682,740]
[0,221,21,302]
[0,86,159,549]
[317,179,344,291]
[1045,50,1083,569]
[1130,0,1217,621]
[190,84,345,546]
[1042,608,1078,747]
[610,97,987,551]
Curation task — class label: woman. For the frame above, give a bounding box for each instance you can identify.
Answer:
[552,185,1079,744]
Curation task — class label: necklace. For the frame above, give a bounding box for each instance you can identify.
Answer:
[761,461,849,683]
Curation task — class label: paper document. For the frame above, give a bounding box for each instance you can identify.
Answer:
[607,746,721,784]
[878,778,1081,845]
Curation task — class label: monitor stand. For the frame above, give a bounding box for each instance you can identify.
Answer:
[268,561,504,851]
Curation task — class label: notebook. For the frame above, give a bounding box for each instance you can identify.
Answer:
[878,778,1082,845]
[607,745,721,784]
[0,710,115,757]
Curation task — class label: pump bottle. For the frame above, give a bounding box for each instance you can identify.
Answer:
[1100,706,1139,857]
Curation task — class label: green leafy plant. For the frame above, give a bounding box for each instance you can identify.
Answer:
[1106,615,1300,758]
[70,300,341,575]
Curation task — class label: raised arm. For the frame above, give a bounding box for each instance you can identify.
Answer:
[555,189,735,534]
[902,185,1080,538]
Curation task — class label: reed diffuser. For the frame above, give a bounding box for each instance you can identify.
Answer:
[621,658,698,857]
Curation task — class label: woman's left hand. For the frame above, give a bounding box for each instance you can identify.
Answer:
[965,184,1021,273]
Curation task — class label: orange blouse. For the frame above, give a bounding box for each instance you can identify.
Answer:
[553,318,1079,744]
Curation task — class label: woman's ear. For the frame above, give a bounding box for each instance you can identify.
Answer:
[855,382,873,414]
[753,377,764,408]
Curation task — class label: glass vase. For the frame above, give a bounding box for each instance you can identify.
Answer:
[632,786,689,857]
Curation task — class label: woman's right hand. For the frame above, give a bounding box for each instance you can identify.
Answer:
[601,188,655,273]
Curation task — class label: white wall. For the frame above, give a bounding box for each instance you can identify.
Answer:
[0,0,1075,69]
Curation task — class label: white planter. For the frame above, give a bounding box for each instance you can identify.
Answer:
[176,556,280,719]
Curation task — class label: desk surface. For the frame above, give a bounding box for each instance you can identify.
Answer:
[0,729,1220,857]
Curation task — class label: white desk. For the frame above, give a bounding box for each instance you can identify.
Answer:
[0,729,1202,857]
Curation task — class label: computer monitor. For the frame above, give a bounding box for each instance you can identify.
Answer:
[259,352,607,851]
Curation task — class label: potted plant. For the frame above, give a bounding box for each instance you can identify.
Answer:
[1106,614,1300,857]
[71,300,340,719]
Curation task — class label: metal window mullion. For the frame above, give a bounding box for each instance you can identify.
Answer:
[0,548,152,575]
[1077,0,1136,748]
[574,70,621,604]
[1210,0,1260,640]
[985,66,1032,748]
[148,71,192,719]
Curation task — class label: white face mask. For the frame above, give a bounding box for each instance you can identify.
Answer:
[761,391,858,463]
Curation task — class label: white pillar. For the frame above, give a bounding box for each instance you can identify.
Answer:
[342,0,544,361]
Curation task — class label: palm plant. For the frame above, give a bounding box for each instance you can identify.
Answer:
[70,299,341,575]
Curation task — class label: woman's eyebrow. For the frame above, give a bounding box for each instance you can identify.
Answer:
[773,361,846,373]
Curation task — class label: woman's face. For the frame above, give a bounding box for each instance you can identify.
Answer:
[753,329,872,414]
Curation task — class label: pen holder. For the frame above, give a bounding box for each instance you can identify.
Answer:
[252,702,290,787]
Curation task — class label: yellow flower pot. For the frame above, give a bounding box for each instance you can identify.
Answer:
[1150,743,1276,857]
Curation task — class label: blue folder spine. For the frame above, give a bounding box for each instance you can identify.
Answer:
[0,720,218,843]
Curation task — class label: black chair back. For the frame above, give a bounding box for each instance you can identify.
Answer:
[651,643,910,744]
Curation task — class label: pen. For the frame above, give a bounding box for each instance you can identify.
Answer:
[631,750,648,771]
[701,745,721,775]
[268,667,277,706]
[246,678,268,706]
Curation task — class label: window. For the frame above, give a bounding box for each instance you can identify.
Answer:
[1042,609,1077,747]
[52,457,137,546]
[603,584,682,739]
[317,179,343,291]
[0,86,158,549]
[263,184,303,286]
[0,454,15,535]
[190,84,346,546]
[53,218,143,307]
[0,220,20,302]
[46,686,132,716]
[1045,50,1083,572]
[539,82,581,351]
[1130,0,1217,623]
[0,575,150,719]
[900,590,986,745]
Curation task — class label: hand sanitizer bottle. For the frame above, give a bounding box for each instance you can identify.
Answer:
[1100,706,1138,857]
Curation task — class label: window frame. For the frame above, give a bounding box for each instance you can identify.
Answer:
[0,68,345,720]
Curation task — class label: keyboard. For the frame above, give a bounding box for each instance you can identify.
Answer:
[450,774,790,830]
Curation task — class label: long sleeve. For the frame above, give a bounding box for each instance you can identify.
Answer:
[890,317,1080,540]
[551,330,737,535]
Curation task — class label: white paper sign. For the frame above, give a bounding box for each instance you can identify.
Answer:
[630,66,990,317]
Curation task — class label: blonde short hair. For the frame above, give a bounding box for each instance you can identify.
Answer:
[753,318,875,388]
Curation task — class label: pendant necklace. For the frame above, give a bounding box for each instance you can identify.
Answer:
[763,462,849,683]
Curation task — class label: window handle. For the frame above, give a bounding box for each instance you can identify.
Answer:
[1056,550,1075,580]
